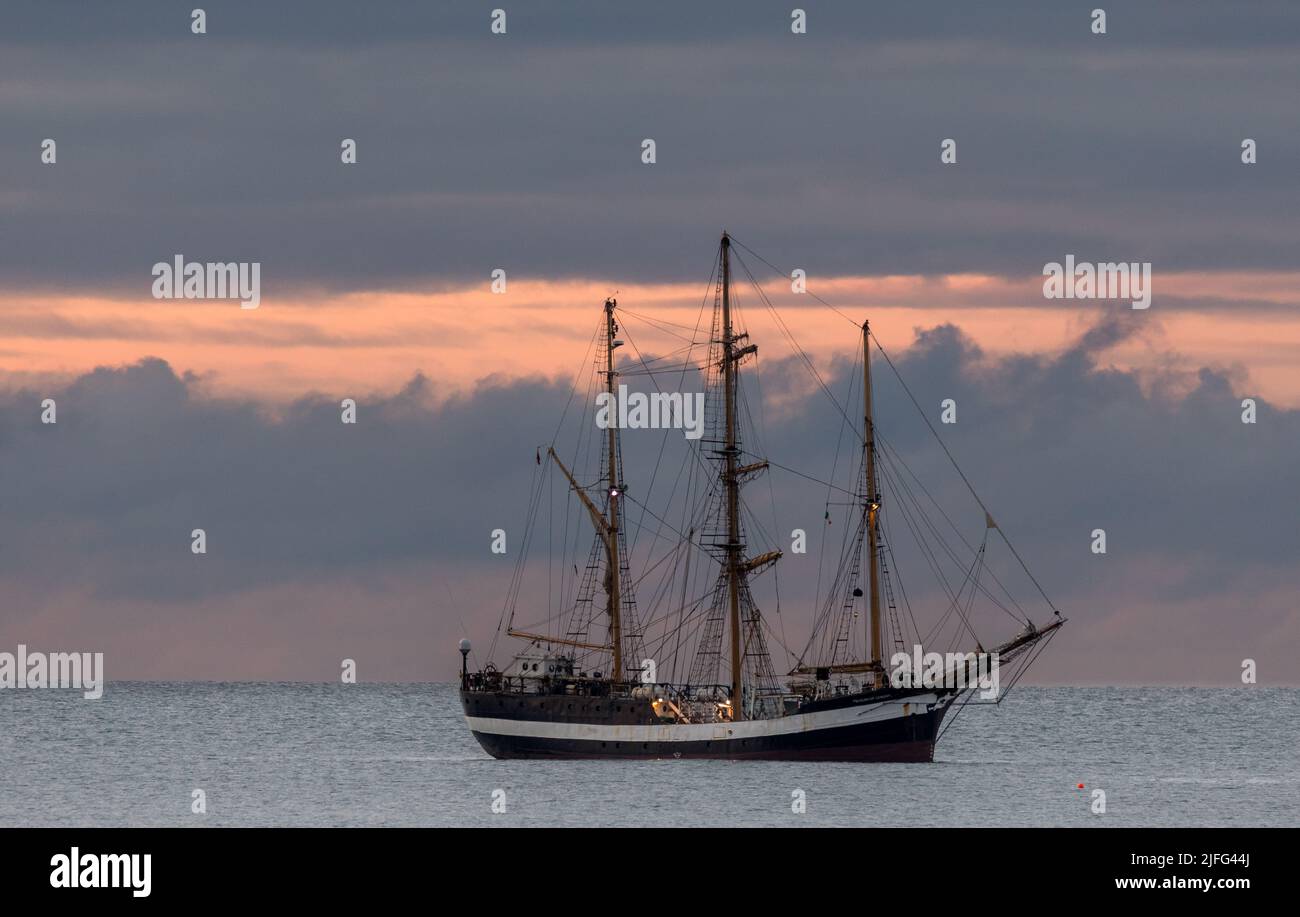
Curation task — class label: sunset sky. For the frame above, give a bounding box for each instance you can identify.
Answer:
[1,1,1297,684]
[6,271,1300,406]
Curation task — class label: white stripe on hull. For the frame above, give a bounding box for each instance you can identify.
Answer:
[466,693,943,743]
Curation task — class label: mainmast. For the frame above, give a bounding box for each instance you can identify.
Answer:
[604,297,623,683]
[863,321,883,684]
[721,234,744,719]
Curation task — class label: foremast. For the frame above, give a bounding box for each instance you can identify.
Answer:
[863,320,884,686]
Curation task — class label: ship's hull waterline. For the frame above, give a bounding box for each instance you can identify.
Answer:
[461,689,956,762]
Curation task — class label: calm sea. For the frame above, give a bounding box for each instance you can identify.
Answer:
[1,683,1295,827]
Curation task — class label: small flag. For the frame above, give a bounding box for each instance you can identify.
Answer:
[985,511,997,529]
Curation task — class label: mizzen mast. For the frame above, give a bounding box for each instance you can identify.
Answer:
[604,297,624,683]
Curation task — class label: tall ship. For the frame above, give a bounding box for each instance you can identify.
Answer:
[459,232,1064,761]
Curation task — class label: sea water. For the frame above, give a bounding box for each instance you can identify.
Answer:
[1,683,1294,827]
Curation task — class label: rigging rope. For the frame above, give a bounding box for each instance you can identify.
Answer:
[869,331,1061,617]
[728,233,1060,621]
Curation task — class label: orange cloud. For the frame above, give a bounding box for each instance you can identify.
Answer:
[3,271,1298,406]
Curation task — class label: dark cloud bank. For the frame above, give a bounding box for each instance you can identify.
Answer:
[1,313,1295,683]
[3,0,1300,291]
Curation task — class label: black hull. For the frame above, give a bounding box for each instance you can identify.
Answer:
[461,688,952,762]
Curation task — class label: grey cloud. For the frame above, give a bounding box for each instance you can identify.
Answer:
[1,311,1297,682]
[3,1,1300,292]
[7,2,1300,50]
